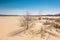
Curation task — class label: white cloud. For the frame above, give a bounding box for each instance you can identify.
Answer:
[0,9,60,15]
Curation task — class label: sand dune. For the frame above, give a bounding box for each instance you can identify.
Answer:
[0,16,60,40]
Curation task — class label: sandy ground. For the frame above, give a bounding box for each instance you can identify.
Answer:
[0,16,60,40]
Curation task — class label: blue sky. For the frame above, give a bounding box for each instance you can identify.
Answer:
[0,0,60,15]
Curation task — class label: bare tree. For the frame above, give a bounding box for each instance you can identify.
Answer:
[8,11,31,36]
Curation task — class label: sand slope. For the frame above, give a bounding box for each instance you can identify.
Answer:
[0,16,60,40]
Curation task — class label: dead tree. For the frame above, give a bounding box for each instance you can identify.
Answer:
[8,11,30,36]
